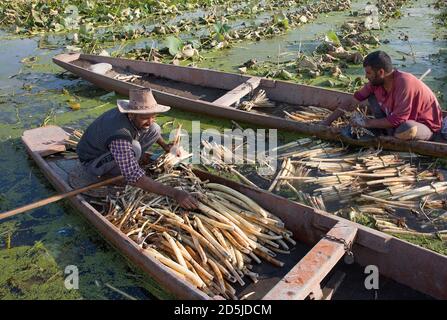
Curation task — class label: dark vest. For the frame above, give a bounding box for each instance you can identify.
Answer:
[77,108,137,163]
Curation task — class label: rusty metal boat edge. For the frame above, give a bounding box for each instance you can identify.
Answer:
[53,53,447,158]
[22,126,447,300]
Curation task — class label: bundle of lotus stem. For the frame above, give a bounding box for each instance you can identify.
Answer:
[283,105,376,132]
[284,106,333,123]
[64,128,84,148]
[295,191,327,211]
[238,89,275,111]
[105,165,293,299]
[347,107,375,138]
[113,73,142,82]
[262,139,445,237]
[387,182,447,201]
[201,140,258,188]
[148,124,192,173]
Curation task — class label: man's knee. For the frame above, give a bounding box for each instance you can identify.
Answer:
[131,140,142,161]
[394,120,432,141]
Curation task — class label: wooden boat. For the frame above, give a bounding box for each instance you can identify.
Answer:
[53,53,447,158]
[22,125,447,300]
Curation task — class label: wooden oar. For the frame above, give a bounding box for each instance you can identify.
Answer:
[419,68,431,81]
[0,175,124,221]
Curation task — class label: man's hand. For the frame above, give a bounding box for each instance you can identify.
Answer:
[174,190,199,210]
[134,176,199,210]
[158,138,181,156]
[140,152,153,165]
[161,142,171,153]
[157,137,172,153]
[321,108,347,127]
[350,116,366,128]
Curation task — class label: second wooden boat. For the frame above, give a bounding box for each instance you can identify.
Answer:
[53,53,447,158]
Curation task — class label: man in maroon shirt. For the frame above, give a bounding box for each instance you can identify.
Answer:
[322,51,443,141]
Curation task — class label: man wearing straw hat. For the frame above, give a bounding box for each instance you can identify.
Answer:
[76,88,198,210]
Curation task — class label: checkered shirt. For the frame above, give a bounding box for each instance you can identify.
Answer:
[109,139,145,183]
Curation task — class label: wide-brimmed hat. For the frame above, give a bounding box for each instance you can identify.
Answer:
[117,88,170,114]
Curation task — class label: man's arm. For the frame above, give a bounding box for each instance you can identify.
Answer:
[110,139,198,209]
[157,136,182,156]
[156,136,171,153]
[321,95,360,126]
[133,176,198,209]
[363,117,394,129]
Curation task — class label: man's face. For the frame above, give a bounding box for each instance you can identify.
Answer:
[131,113,157,130]
[365,66,385,86]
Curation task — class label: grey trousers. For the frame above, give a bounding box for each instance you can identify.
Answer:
[368,95,433,141]
[84,123,161,177]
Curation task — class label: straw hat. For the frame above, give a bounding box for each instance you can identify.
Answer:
[117,88,170,114]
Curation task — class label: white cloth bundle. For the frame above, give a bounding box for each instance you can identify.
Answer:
[89,63,113,75]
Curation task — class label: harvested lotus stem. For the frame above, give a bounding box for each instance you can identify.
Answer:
[148,124,192,173]
[366,176,438,186]
[295,191,327,211]
[276,158,294,191]
[104,166,294,299]
[271,138,314,153]
[360,194,418,210]
[268,159,288,192]
[388,182,447,201]
[64,128,84,148]
[238,89,275,111]
[378,228,447,240]
[366,184,414,199]
[284,106,332,123]
[200,140,257,187]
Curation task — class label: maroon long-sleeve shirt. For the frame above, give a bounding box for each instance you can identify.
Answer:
[354,70,443,132]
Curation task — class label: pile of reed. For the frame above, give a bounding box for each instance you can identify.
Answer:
[64,128,84,148]
[284,106,333,123]
[261,138,446,235]
[238,90,275,112]
[200,140,260,188]
[104,165,294,299]
[148,124,192,173]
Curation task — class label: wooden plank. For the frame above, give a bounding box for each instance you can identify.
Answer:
[262,222,357,300]
[22,125,69,157]
[213,77,261,106]
[47,161,69,182]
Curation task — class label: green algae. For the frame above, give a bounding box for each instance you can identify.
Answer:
[198,0,447,104]
[0,241,82,299]
[0,197,173,300]
[388,233,447,255]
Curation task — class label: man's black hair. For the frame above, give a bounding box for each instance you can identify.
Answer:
[363,51,393,73]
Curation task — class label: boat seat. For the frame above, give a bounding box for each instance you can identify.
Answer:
[263,221,357,300]
[212,77,261,107]
[22,125,70,157]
